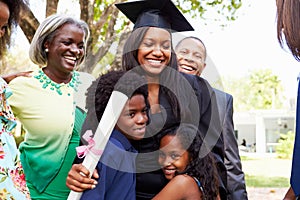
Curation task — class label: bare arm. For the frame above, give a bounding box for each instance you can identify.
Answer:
[152,175,202,200]
[2,71,33,83]
[283,187,297,200]
[66,164,98,192]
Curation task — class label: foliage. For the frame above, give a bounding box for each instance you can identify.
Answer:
[276,131,295,159]
[174,0,242,24]
[245,174,289,187]
[222,69,285,111]
[15,0,243,75]
[91,51,115,77]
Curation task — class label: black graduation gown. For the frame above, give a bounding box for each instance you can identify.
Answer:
[132,73,227,200]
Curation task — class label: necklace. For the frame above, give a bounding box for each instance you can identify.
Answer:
[34,69,81,95]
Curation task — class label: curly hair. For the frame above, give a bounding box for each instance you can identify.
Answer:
[85,70,149,122]
[0,0,27,59]
[161,124,219,200]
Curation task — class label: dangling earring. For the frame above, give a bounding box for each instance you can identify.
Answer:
[45,48,49,52]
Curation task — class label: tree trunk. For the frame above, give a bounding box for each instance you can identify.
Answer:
[46,0,59,16]
[110,26,131,71]
[19,3,40,43]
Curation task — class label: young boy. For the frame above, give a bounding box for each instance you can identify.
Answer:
[79,70,149,200]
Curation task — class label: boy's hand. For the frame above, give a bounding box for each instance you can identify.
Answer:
[66,164,99,192]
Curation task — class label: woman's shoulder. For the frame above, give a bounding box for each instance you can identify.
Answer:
[9,69,38,86]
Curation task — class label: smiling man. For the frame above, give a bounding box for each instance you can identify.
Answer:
[175,36,248,200]
[176,36,206,76]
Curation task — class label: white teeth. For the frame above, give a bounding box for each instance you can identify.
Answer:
[148,59,161,63]
[181,65,195,71]
[65,56,76,61]
[164,169,176,173]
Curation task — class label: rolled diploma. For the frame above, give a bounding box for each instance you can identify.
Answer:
[67,91,128,200]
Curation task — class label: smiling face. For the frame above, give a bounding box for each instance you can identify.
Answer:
[0,1,9,38]
[158,134,190,180]
[44,23,85,74]
[137,27,171,78]
[176,38,206,76]
[115,94,148,140]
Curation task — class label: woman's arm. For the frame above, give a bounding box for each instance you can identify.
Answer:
[2,71,32,83]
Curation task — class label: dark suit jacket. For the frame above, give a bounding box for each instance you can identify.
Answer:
[214,89,248,200]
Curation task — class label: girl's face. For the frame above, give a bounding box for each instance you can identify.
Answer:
[0,1,9,38]
[44,23,85,73]
[115,94,148,140]
[137,27,171,77]
[158,134,190,180]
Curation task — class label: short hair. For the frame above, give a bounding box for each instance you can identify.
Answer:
[29,14,90,66]
[85,70,149,122]
[276,0,300,61]
[175,36,207,61]
[0,0,27,59]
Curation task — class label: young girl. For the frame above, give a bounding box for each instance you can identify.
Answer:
[153,124,219,200]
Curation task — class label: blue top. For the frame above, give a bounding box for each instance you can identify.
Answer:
[80,129,137,200]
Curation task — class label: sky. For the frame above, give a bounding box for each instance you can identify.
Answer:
[17,0,300,101]
[175,0,299,101]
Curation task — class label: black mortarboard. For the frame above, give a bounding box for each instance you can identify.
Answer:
[115,0,194,32]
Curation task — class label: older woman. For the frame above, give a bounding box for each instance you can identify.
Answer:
[9,14,91,199]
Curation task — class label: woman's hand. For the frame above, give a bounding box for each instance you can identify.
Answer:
[66,164,99,192]
[2,71,33,83]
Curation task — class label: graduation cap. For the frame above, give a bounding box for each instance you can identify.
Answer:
[115,0,194,32]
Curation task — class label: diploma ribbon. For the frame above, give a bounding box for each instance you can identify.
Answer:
[76,130,103,159]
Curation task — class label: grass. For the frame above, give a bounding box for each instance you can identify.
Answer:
[241,155,291,188]
[245,174,289,187]
[240,156,258,161]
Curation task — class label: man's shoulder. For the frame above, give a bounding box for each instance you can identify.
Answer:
[213,88,233,99]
